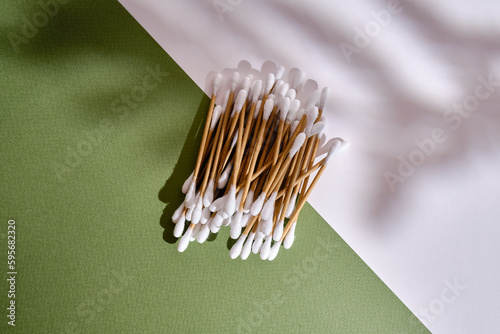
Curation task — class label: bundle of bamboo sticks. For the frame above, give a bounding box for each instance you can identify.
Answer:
[171,66,345,260]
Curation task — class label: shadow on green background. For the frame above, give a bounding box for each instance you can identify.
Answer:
[158,95,210,244]
[0,1,428,333]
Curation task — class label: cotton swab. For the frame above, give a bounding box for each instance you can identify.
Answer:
[169,64,346,261]
[280,140,342,242]
[183,74,222,208]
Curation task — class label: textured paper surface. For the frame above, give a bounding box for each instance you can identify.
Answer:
[118,0,500,332]
[0,1,426,333]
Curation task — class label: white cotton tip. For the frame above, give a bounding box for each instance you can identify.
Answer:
[197,223,211,243]
[306,106,319,126]
[244,190,254,213]
[273,80,284,94]
[289,121,299,138]
[261,192,277,221]
[307,90,320,109]
[241,232,255,260]
[258,217,273,236]
[230,211,243,239]
[231,72,240,91]
[319,87,330,110]
[286,88,296,101]
[305,123,313,137]
[250,193,266,216]
[201,206,211,225]
[218,163,232,189]
[289,133,306,157]
[184,182,197,208]
[286,193,297,218]
[207,219,220,233]
[191,196,203,225]
[305,106,319,135]
[203,180,215,207]
[259,235,273,260]
[230,234,247,259]
[185,205,194,221]
[241,213,251,227]
[325,139,342,165]
[172,203,184,223]
[173,214,186,238]
[234,90,248,113]
[212,213,224,227]
[222,216,231,226]
[273,220,284,241]
[292,70,306,91]
[254,101,262,118]
[210,196,224,212]
[275,65,285,80]
[286,102,299,123]
[283,222,296,249]
[263,99,274,120]
[277,82,289,100]
[268,241,281,261]
[222,90,230,111]
[290,98,301,115]
[210,105,222,131]
[251,80,263,102]
[295,108,305,122]
[182,172,194,194]
[267,94,275,101]
[190,223,201,241]
[310,122,325,137]
[177,228,192,252]
[210,221,221,234]
[252,232,265,254]
[223,185,237,216]
[213,73,222,95]
[280,97,291,120]
[241,76,251,92]
[264,73,275,94]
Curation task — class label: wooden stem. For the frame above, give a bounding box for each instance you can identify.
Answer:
[281,162,328,242]
[193,93,217,179]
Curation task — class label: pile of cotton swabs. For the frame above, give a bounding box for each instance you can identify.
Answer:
[171,66,346,260]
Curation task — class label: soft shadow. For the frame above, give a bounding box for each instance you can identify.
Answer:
[158,95,210,243]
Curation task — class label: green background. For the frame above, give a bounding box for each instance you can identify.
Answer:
[0,1,428,333]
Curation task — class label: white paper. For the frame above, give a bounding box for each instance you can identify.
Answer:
[118,0,500,332]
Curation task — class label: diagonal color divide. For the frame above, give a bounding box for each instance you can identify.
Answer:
[117,0,500,332]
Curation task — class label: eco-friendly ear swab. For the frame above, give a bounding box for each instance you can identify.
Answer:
[183,74,222,208]
[169,64,345,260]
[280,140,342,242]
